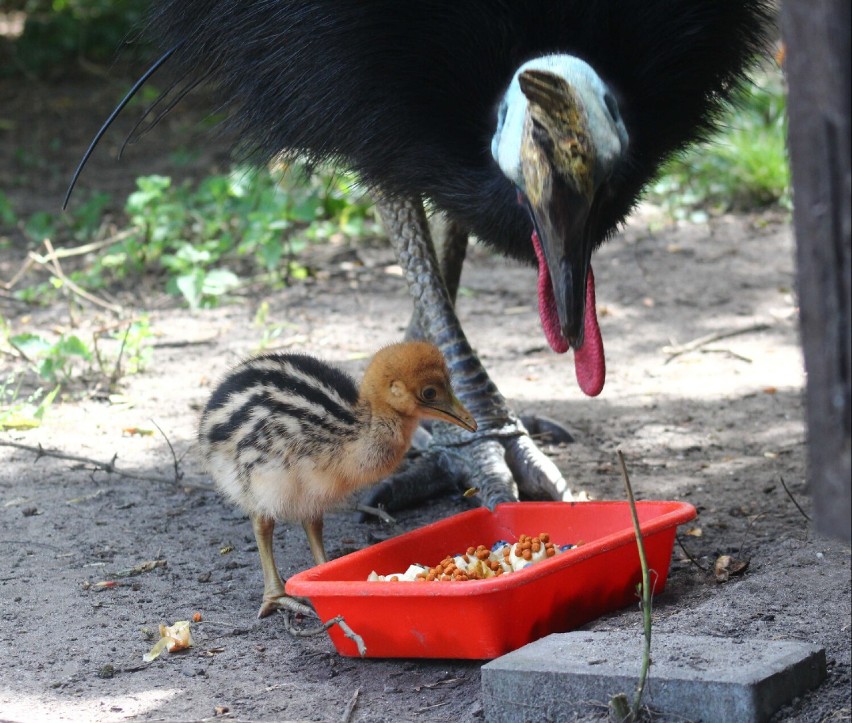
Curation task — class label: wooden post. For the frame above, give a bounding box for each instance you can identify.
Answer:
[782,1,851,541]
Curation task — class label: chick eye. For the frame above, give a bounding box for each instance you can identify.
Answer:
[421,386,438,402]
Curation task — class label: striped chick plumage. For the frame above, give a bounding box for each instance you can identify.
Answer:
[199,341,476,618]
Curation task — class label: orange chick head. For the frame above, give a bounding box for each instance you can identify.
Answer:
[361,341,477,432]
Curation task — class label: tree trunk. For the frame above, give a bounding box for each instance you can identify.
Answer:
[782,1,851,541]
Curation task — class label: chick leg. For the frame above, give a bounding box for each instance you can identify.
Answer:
[302,517,328,565]
[368,194,583,510]
[252,515,315,619]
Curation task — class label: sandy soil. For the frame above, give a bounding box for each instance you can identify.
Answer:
[0,72,849,722]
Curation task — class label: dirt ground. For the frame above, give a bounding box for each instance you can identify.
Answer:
[0,72,850,722]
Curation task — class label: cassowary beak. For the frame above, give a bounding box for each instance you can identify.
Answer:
[518,68,596,349]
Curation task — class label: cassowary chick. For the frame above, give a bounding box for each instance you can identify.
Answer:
[199,341,476,618]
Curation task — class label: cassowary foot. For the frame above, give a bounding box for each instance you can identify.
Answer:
[360,419,583,514]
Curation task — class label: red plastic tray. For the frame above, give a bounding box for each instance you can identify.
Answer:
[286,500,696,659]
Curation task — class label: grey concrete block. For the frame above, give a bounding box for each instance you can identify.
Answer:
[481,632,826,723]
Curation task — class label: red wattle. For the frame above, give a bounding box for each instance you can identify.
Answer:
[531,231,606,396]
[532,231,569,354]
[574,268,605,397]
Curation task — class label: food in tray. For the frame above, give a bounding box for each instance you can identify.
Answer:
[367,533,576,582]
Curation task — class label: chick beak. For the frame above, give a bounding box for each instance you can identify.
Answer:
[421,393,478,433]
[518,68,596,349]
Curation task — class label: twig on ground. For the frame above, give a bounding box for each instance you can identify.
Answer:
[36,238,123,314]
[341,687,361,723]
[698,347,754,363]
[415,702,450,714]
[0,438,190,486]
[675,534,708,572]
[2,255,35,291]
[779,475,811,521]
[0,539,64,552]
[28,233,132,263]
[150,418,184,484]
[152,337,219,349]
[353,503,396,525]
[737,512,765,562]
[278,610,367,657]
[661,322,770,363]
[110,323,132,387]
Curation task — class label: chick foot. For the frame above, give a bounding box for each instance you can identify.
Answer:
[258,593,317,620]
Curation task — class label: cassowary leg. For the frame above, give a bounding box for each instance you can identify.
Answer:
[404,216,469,341]
[412,216,574,446]
[366,194,583,510]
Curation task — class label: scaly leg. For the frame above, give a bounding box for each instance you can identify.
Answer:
[366,195,583,510]
[411,217,575,443]
[252,515,315,619]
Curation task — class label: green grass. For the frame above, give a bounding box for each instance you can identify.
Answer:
[648,67,790,220]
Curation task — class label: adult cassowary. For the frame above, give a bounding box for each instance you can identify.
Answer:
[67,0,771,509]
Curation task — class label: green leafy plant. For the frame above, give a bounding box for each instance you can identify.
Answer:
[650,68,790,219]
[92,317,154,382]
[10,331,93,385]
[0,372,60,430]
[87,164,377,308]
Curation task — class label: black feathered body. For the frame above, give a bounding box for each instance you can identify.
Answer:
[147,0,770,264]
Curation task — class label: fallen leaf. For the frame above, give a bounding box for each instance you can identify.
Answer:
[685,527,703,538]
[219,545,234,555]
[122,427,155,436]
[192,611,203,623]
[143,620,193,662]
[714,554,750,583]
[214,706,230,716]
[92,580,122,591]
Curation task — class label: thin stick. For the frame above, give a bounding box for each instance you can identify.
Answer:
[2,255,35,291]
[278,611,367,657]
[341,687,361,723]
[675,534,708,572]
[662,322,770,363]
[617,449,652,721]
[110,323,132,387]
[353,503,396,525]
[150,418,184,484]
[37,239,123,313]
[27,233,133,263]
[779,475,811,521]
[0,439,183,485]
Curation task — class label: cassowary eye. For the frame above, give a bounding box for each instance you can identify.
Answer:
[421,386,438,402]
